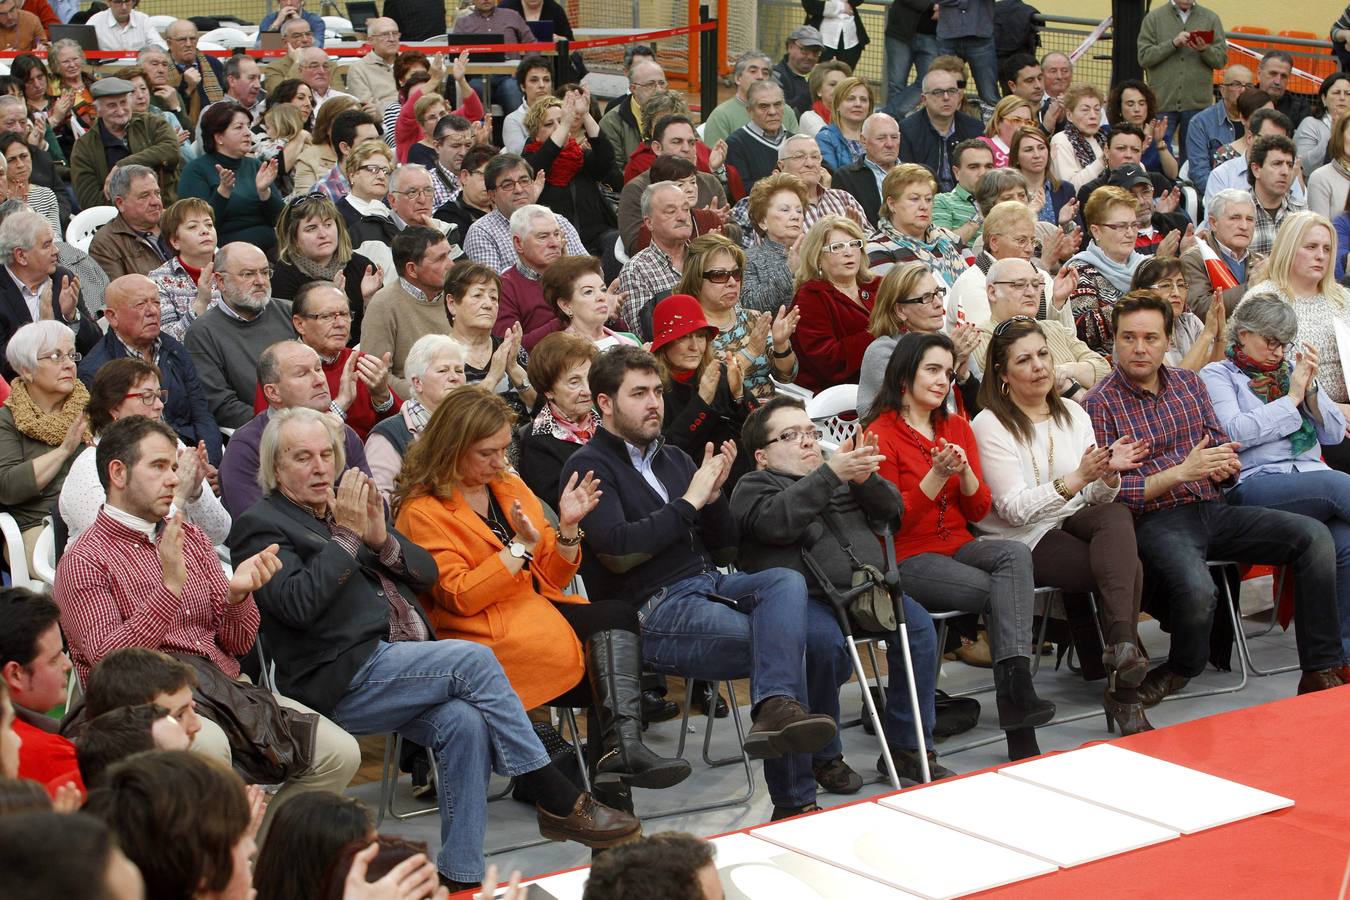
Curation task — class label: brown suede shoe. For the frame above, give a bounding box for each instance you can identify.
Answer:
[1137,667,1190,708]
[536,793,641,848]
[743,696,837,760]
[1297,669,1345,695]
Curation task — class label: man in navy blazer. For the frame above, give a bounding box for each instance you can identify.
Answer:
[78,275,223,465]
[0,209,99,381]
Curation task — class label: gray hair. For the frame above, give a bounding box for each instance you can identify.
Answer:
[5,321,71,377]
[257,406,345,494]
[280,16,312,36]
[861,112,898,139]
[508,203,556,240]
[51,39,85,64]
[256,340,313,395]
[974,168,1030,216]
[779,133,817,160]
[746,79,783,105]
[0,209,51,265]
[0,95,23,116]
[640,180,684,218]
[108,164,157,204]
[404,334,463,383]
[1207,188,1256,222]
[987,255,1036,285]
[389,163,431,193]
[137,46,168,64]
[732,51,771,81]
[1228,291,1298,346]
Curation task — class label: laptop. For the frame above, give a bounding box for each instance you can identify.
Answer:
[50,23,99,53]
[527,20,554,42]
[447,32,505,63]
[347,1,379,33]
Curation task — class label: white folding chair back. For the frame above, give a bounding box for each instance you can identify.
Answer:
[201,27,252,48]
[65,205,118,252]
[613,233,628,266]
[31,522,56,589]
[149,14,176,30]
[196,40,227,52]
[322,15,355,35]
[0,512,36,591]
[771,378,813,402]
[806,383,860,452]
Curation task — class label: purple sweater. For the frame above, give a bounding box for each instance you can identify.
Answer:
[495,264,563,350]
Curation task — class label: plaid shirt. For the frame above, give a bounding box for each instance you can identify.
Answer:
[321,514,428,643]
[617,242,682,332]
[314,164,351,203]
[1248,189,1304,258]
[1083,364,1233,514]
[430,162,460,208]
[731,185,867,248]
[463,208,586,273]
[54,509,259,684]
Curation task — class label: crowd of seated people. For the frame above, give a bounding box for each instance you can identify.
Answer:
[5,9,1350,897]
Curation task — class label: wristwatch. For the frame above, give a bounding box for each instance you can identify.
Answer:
[1061,378,1082,399]
[508,540,533,561]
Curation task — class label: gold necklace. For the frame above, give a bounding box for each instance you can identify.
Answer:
[1030,421,1054,486]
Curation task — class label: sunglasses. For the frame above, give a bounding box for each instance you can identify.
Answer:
[992,314,1037,337]
[703,267,742,284]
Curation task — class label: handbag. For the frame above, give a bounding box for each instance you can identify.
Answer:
[813,508,897,633]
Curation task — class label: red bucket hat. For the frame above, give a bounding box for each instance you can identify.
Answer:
[649,294,717,354]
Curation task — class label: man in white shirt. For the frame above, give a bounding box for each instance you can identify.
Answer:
[88,0,167,52]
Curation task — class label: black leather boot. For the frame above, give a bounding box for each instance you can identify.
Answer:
[993,656,1055,731]
[587,631,692,790]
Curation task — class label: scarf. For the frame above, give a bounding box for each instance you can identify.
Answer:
[292,251,346,283]
[178,258,203,285]
[524,139,586,187]
[5,378,90,447]
[1226,344,1318,456]
[876,217,970,287]
[345,193,393,221]
[404,397,430,435]
[812,100,831,125]
[1070,240,1145,294]
[1063,120,1106,170]
[532,402,599,445]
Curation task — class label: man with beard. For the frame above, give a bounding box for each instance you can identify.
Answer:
[183,243,297,428]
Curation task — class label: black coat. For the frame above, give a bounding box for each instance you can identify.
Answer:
[831,156,884,226]
[516,425,584,514]
[271,252,377,346]
[898,109,984,191]
[0,265,100,381]
[661,367,758,491]
[227,491,439,716]
[338,198,400,248]
[523,136,618,254]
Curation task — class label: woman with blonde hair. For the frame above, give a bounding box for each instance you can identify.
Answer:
[336,140,398,247]
[865,163,973,283]
[978,96,1037,168]
[741,172,811,316]
[798,60,853,138]
[815,76,874,171]
[406,91,449,168]
[674,232,799,400]
[1244,210,1350,470]
[273,194,382,345]
[792,214,881,391]
[1061,186,1149,355]
[1049,83,1107,190]
[522,86,617,254]
[395,386,691,792]
[1307,109,1350,221]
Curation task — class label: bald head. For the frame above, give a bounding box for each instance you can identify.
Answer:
[298,48,332,92]
[366,17,400,61]
[103,275,161,348]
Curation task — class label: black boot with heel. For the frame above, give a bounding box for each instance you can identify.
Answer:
[994,656,1056,760]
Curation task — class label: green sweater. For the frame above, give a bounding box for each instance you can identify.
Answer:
[179,153,286,255]
[702,96,800,148]
[1137,2,1228,113]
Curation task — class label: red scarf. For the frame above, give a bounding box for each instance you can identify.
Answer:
[671,367,697,384]
[813,100,831,124]
[524,138,586,187]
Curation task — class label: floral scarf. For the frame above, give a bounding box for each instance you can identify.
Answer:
[876,217,971,287]
[532,402,599,446]
[1226,344,1318,456]
[1063,120,1106,170]
[524,138,586,187]
[5,378,90,446]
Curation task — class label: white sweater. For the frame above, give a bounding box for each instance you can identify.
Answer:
[970,402,1119,549]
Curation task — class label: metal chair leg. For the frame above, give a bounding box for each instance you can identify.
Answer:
[1159,562,1250,704]
[375,734,438,827]
[643,679,756,821]
[557,707,591,792]
[1232,566,1299,676]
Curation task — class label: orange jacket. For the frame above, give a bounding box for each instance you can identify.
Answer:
[396,473,586,709]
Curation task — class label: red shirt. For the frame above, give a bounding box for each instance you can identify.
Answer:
[252,347,401,442]
[15,719,84,798]
[789,277,880,392]
[867,408,992,561]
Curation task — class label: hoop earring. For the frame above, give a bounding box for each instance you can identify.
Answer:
[1000,380,1009,396]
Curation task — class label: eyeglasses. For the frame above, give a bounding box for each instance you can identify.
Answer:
[357,164,392,176]
[167,35,197,43]
[991,233,1035,248]
[1220,81,1255,90]
[299,310,352,323]
[36,350,80,364]
[631,78,668,90]
[1150,279,1188,293]
[392,187,435,199]
[925,87,962,98]
[492,176,533,192]
[225,266,273,280]
[991,278,1040,293]
[900,286,947,306]
[781,151,823,164]
[1095,221,1136,233]
[823,239,864,254]
[370,30,400,38]
[765,427,824,447]
[1257,335,1294,354]
[703,267,742,284]
[992,314,1036,337]
[123,388,168,406]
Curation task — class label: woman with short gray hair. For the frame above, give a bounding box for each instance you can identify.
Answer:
[0,320,90,565]
[1200,290,1350,663]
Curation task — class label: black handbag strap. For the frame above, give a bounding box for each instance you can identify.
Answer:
[818,505,868,573]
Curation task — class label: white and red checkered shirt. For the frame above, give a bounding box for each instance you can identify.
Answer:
[54,508,259,684]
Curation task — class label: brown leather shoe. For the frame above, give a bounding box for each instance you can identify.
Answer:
[1137,667,1190,708]
[1297,669,1345,695]
[743,696,837,760]
[536,793,641,848]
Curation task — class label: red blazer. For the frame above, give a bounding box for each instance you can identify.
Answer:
[867,408,991,561]
[790,277,880,392]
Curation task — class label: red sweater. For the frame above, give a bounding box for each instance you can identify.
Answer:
[790,277,880,393]
[253,347,401,441]
[623,141,746,199]
[396,86,485,163]
[15,719,84,798]
[867,408,991,561]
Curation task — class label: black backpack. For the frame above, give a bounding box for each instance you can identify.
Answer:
[994,0,1043,63]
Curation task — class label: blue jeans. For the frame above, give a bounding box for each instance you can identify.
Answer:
[1229,470,1350,661]
[640,568,836,807]
[469,74,523,114]
[329,640,551,882]
[936,34,999,107]
[1133,500,1343,677]
[884,33,941,118]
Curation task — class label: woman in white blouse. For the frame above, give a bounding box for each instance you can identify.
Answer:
[971,317,1150,735]
[59,358,229,546]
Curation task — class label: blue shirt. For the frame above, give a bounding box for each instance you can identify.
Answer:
[1199,359,1347,483]
[626,440,669,502]
[1183,100,1242,194]
[256,9,327,46]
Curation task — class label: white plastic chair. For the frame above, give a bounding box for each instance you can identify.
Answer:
[65,205,118,252]
[1,512,38,591]
[149,14,176,31]
[322,15,355,35]
[771,378,813,402]
[30,522,55,589]
[201,27,252,49]
[613,233,628,266]
[806,383,859,453]
[696,121,706,141]
[196,40,227,52]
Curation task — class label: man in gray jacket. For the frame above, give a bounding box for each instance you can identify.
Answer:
[731,396,955,784]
